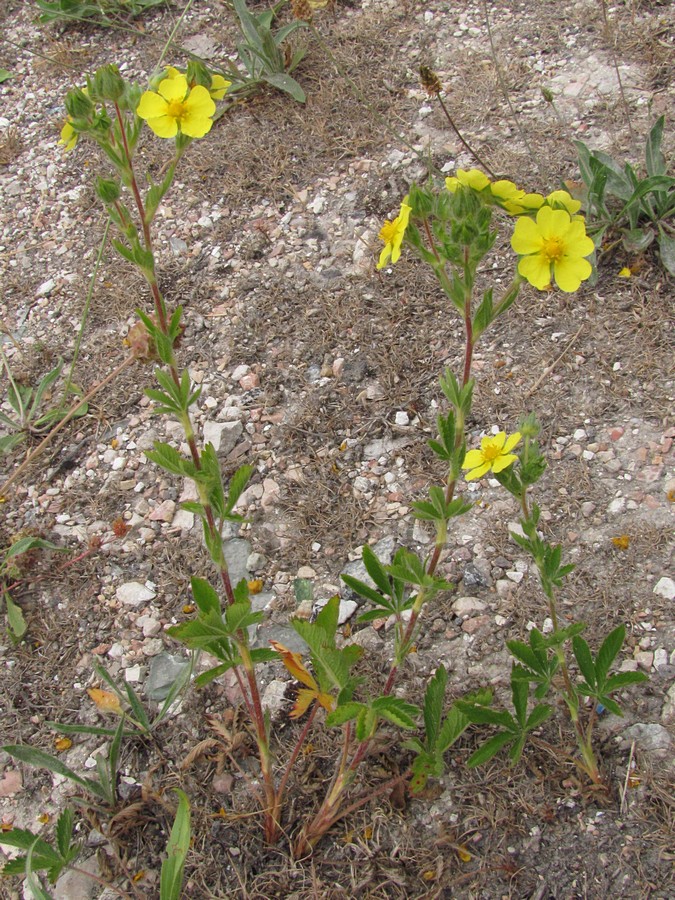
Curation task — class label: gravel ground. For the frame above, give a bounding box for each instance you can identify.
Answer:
[0,0,673,897]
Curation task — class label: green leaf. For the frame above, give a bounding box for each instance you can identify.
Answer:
[507,639,546,675]
[511,673,529,726]
[0,69,12,83]
[342,574,389,608]
[5,592,27,639]
[621,227,654,252]
[371,697,420,730]
[525,703,552,730]
[455,702,514,730]
[262,72,305,102]
[437,703,471,752]
[466,731,513,767]
[361,544,393,596]
[603,671,649,692]
[472,288,494,339]
[657,228,675,276]
[55,808,74,859]
[2,746,108,801]
[422,666,447,750]
[25,840,54,900]
[594,624,625,686]
[194,662,237,688]
[645,116,666,177]
[572,635,596,689]
[224,464,254,515]
[314,594,340,640]
[160,790,191,900]
[145,442,196,479]
[191,577,221,616]
[326,702,364,727]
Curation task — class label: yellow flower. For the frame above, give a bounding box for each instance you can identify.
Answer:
[162,65,230,100]
[545,189,582,215]
[445,168,491,193]
[463,431,521,481]
[376,197,412,269]
[59,119,78,152]
[618,266,632,278]
[501,191,545,215]
[511,206,595,292]
[490,179,524,203]
[208,74,231,100]
[137,73,215,139]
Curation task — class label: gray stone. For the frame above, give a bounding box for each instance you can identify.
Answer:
[53,854,100,900]
[253,624,307,655]
[223,538,252,587]
[452,596,487,616]
[261,679,289,718]
[363,436,412,460]
[116,581,156,606]
[653,577,675,601]
[621,723,673,754]
[145,652,190,702]
[203,420,242,455]
[340,536,397,606]
[462,561,490,590]
[661,683,675,725]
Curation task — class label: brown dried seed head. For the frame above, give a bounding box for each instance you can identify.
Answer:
[420,65,442,96]
[291,0,313,22]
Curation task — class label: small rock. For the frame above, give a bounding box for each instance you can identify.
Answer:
[204,420,242,455]
[506,570,524,584]
[213,773,234,793]
[53,854,101,900]
[338,600,357,624]
[653,577,675,601]
[261,680,289,718]
[145,653,189,702]
[36,278,56,297]
[247,552,267,573]
[297,565,316,579]
[0,769,22,798]
[608,497,625,514]
[223,539,252,586]
[116,581,156,606]
[635,651,654,671]
[394,410,410,426]
[653,648,668,670]
[621,723,673,755]
[661,683,675,725]
[462,615,491,635]
[452,597,487,616]
[148,499,176,523]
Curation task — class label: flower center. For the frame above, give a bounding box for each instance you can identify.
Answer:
[379,221,396,243]
[542,236,565,262]
[167,99,185,120]
[482,442,502,462]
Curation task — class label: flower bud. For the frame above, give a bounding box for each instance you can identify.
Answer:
[95,177,121,204]
[65,88,94,119]
[92,65,125,102]
[187,59,211,89]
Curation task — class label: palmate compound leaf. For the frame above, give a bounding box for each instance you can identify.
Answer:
[371,697,420,730]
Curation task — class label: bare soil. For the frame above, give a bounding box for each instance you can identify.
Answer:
[0,1,673,898]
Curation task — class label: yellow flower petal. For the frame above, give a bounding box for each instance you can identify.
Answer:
[618,267,632,278]
[518,254,552,290]
[465,462,491,481]
[553,255,592,292]
[502,431,522,454]
[457,168,490,190]
[158,74,188,103]
[209,74,231,100]
[137,90,170,120]
[511,216,544,255]
[546,189,581,215]
[59,120,78,152]
[88,687,123,715]
[145,115,179,138]
[462,448,486,469]
[180,84,216,138]
[491,452,518,473]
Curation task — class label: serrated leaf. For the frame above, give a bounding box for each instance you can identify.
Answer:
[525,703,552,730]
[603,671,649,692]
[572,636,597,688]
[224,464,254,514]
[191,577,221,616]
[55,808,74,859]
[455,703,514,730]
[423,666,447,750]
[595,624,625,686]
[372,697,420,730]
[466,731,513,767]
[314,594,339,640]
[5,592,27,639]
[194,662,237,688]
[342,574,389,607]
[507,639,545,674]
[25,840,54,900]
[145,442,196,478]
[361,544,393,596]
[326,702,363,727]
